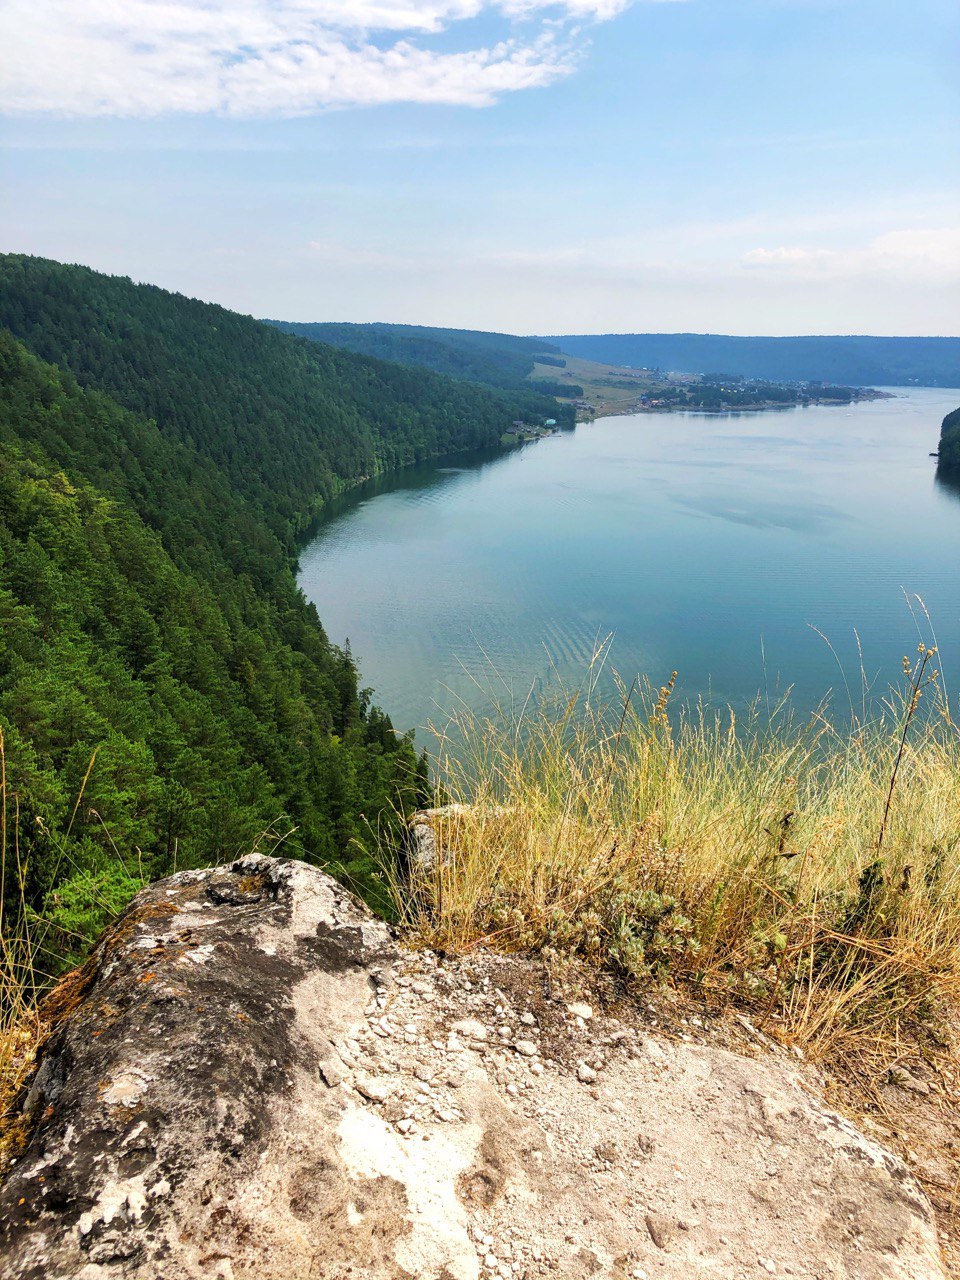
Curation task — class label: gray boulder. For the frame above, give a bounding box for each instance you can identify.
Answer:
[0,856,946,1279]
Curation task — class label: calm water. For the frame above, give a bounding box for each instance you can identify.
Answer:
[299,388,960,737]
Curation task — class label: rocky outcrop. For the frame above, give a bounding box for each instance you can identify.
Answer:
[0,856,946,1279]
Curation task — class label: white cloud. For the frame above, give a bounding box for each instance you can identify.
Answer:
[741,228,960,282]
[741,246,835,268]
[499,0,632,17]
[0,0,636,116]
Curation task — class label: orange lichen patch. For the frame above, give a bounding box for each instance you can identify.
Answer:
[0,1112,36,1175]
[135,973,156,984]
[87,1000,123,1025]
[0,955,103,1170]
[108,1101,145,1124]
[38,959,99,1031]
[98,898,179,962]
[237,872,269,896]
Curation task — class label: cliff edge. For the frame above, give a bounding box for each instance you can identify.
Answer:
[0,856,945,1280]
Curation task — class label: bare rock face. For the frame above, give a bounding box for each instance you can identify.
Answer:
[0,856,946,1280]
[403,805,476,872]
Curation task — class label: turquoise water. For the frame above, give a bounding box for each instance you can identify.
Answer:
[298,388,960,737]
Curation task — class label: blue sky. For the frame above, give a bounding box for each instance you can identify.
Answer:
[0,0,957,334]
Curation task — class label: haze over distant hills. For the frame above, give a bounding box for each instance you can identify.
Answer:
[263,320,570,398]
[544,334,960,388]
[266,322,960,391]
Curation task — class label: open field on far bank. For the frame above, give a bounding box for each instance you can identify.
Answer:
[528,352,660,416]
[529,352,893,420]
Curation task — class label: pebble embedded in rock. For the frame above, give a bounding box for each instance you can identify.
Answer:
[356,1076,394,1103]
[889,1067,930,1096]
[319,1060,347,1088]
[451,1017,488,1041]
[645,1212,678,1251]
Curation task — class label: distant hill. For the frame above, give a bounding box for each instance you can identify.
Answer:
[263,320,569,396]
[545,333,960,388]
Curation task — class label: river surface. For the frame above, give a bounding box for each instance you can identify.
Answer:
[299,387,960,738]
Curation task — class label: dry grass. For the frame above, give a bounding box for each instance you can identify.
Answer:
[4,632,959,1114]
[395,641,960,1072]
[0,722,297,1145]
[0,732,144,1144]
[0,729,46,1137]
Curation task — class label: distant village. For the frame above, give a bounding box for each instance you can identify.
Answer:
[503,416,558,443]
[568,369,889,419]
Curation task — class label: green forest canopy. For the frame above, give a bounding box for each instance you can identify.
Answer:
[0,254,566,964]
[263,319,567,395]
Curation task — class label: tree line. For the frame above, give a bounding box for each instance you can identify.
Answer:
[0,254,570,966]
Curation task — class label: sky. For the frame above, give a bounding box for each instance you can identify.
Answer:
[0,0,957,336]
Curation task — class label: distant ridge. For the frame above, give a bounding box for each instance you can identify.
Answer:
[544,333,960,387]
[263,319,566,394]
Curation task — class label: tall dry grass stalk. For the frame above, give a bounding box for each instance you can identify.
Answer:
[395,642,960,1067]
[0,733,140,1129]
[0,729,43,1116]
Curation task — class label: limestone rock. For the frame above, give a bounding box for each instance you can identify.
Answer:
[0,856,946,1280]
[403,804,512,874]
[403,804,471,872]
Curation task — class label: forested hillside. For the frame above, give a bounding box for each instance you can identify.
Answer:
[0,257,550,552]
[938,405,960,469]
[0,256,551,963]
[548,332,960,387]
[264,319,576,408]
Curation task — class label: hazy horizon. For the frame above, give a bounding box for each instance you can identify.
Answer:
[1,0,957,337]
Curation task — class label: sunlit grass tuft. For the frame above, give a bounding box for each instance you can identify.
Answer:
[0,728,45,1149]
[394,639,960,1068]
[0,731,148,1161]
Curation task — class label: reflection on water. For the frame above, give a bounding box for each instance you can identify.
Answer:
[668,491,849,532]
[935,467,960,507]
[314,446,510,523]
[299,388,960,739]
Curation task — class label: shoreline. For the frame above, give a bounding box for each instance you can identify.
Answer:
[578,387,894,422]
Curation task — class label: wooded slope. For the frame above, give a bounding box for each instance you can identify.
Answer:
[0,256,549,959]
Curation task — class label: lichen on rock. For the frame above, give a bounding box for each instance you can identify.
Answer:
[0,856,946,1279]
